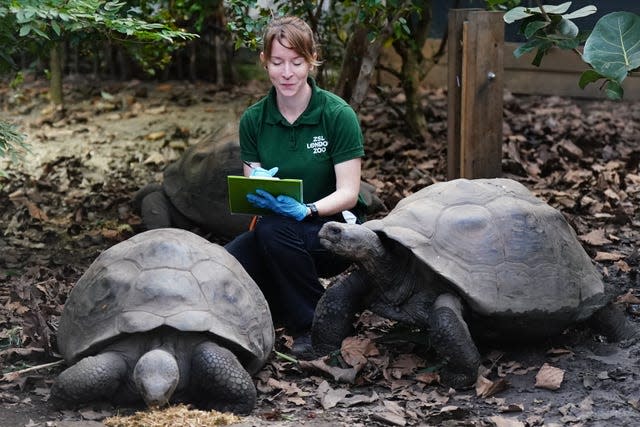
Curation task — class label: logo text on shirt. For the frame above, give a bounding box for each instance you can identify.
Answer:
[307,135,328,154]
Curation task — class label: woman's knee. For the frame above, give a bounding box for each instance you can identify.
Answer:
[254,217,297,247]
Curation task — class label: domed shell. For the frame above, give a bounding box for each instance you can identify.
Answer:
[57,228,274,374]
[365,178,606,321]
[162,128,250,238]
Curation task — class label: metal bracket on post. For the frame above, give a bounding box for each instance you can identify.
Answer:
[447,9,504,180]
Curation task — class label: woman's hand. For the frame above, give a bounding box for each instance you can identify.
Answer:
[247,189,308,221]
[250,166,279,178]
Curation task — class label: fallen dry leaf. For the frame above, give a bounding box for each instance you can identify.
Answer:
[499,403,524,413]
[578,228,612,246]
[341,336,378,370]
[414,371,439,385]
[266,378,307,397]
[546,347,574,357]
[488,415,526,427]
[145,130,166,141]
[616,289,640,304]
[614,260,631,272]
[476,375,509,398]
[316,380,350,409]
[384,353,424,380]
[371,411,406,426]
[535,363,564,390]
[339,390,379,407]
[298,358,359,383]
[594,251,626,262]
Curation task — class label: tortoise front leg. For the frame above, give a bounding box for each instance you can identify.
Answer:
[589,302,638,342]
[190,341,256,415]
[311,269,369,356]
[49,352,128,407]
[428,293,481,389]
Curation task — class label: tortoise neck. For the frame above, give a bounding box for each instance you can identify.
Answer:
[357,236,400,289]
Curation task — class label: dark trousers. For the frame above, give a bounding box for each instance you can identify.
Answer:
[224,215,351,334]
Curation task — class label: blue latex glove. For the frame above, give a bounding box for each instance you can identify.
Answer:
[250,166,279,178]
[247,189,308,221]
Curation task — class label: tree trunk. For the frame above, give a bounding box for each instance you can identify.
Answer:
[189,42,197,82]
[117,48,130,81]
[392,1,434,139]
[334,25,368,103]
[349,35,384,110]
[214,33,224,85]
[49,42,64,105]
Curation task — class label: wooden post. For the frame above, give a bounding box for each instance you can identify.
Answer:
[447,9,504,179]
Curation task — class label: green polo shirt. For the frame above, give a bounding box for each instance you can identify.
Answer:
[239,78,364,204]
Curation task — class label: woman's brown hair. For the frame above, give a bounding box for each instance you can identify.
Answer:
[261,16,321,67]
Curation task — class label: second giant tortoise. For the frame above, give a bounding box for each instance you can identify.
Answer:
[133,128,250,240]
[50,228,274,414]
[133,128,385,240]
[313,178,637,388]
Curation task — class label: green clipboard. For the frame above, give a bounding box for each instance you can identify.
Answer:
[227,175,304,215]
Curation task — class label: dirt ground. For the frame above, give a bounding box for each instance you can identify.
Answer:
[1,77,639,427]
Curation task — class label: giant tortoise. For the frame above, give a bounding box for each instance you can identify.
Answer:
[133,128,385,240]
[132,128,250,240]
[50,228,274,414]
[313,178,637,388]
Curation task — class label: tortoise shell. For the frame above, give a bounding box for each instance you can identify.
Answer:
[162,128,250,237]
[57,228,274,374]
[365,178,606,321]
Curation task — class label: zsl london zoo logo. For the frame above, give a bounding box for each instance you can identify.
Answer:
[308,135,328,154]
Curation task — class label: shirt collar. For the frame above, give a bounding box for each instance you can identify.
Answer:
[264,77,323,125]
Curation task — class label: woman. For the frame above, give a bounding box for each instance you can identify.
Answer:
[225,16,364,354]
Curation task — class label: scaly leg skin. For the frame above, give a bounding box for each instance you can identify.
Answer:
[190,341,256,415]
[49,352,127,408]
[590,303,638,342]
[311,270,369,356]
[428,293,481,389]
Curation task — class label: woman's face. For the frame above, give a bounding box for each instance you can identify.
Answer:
[262,39,313,99]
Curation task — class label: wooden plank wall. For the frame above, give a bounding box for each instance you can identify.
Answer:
[378,39,640,101]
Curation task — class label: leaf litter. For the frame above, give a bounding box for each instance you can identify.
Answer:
[1,78,640,426]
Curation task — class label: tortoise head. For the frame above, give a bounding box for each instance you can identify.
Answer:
[318,221,382,261]
[133,349,179,408]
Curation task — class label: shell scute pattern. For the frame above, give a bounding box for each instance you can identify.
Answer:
[58,228,273,372]
[367,179,604,318]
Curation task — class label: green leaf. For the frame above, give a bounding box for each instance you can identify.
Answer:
[524,20,549,39]
[503,6,533,24]
[504,2,592,25]
[604,80,623,100]
[583,12,640,83]
[513,39,541,58]
[558,18,578,38]
[51,20,61,36]
[18,24,31,36]
[538,2,573,15]
[556,38,581,51]
[563,6,597,20]
[505,2,575,24]
[578,69,603,89]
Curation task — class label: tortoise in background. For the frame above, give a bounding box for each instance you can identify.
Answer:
[132,128,249,240]
[313,178,637,388]
[51,228,274,414]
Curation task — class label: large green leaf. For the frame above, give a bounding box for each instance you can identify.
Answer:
[563,6,597,20]
[583,12,640,82]
[504,2,574,24]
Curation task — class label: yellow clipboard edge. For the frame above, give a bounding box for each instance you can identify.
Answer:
[227,175,304,216]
